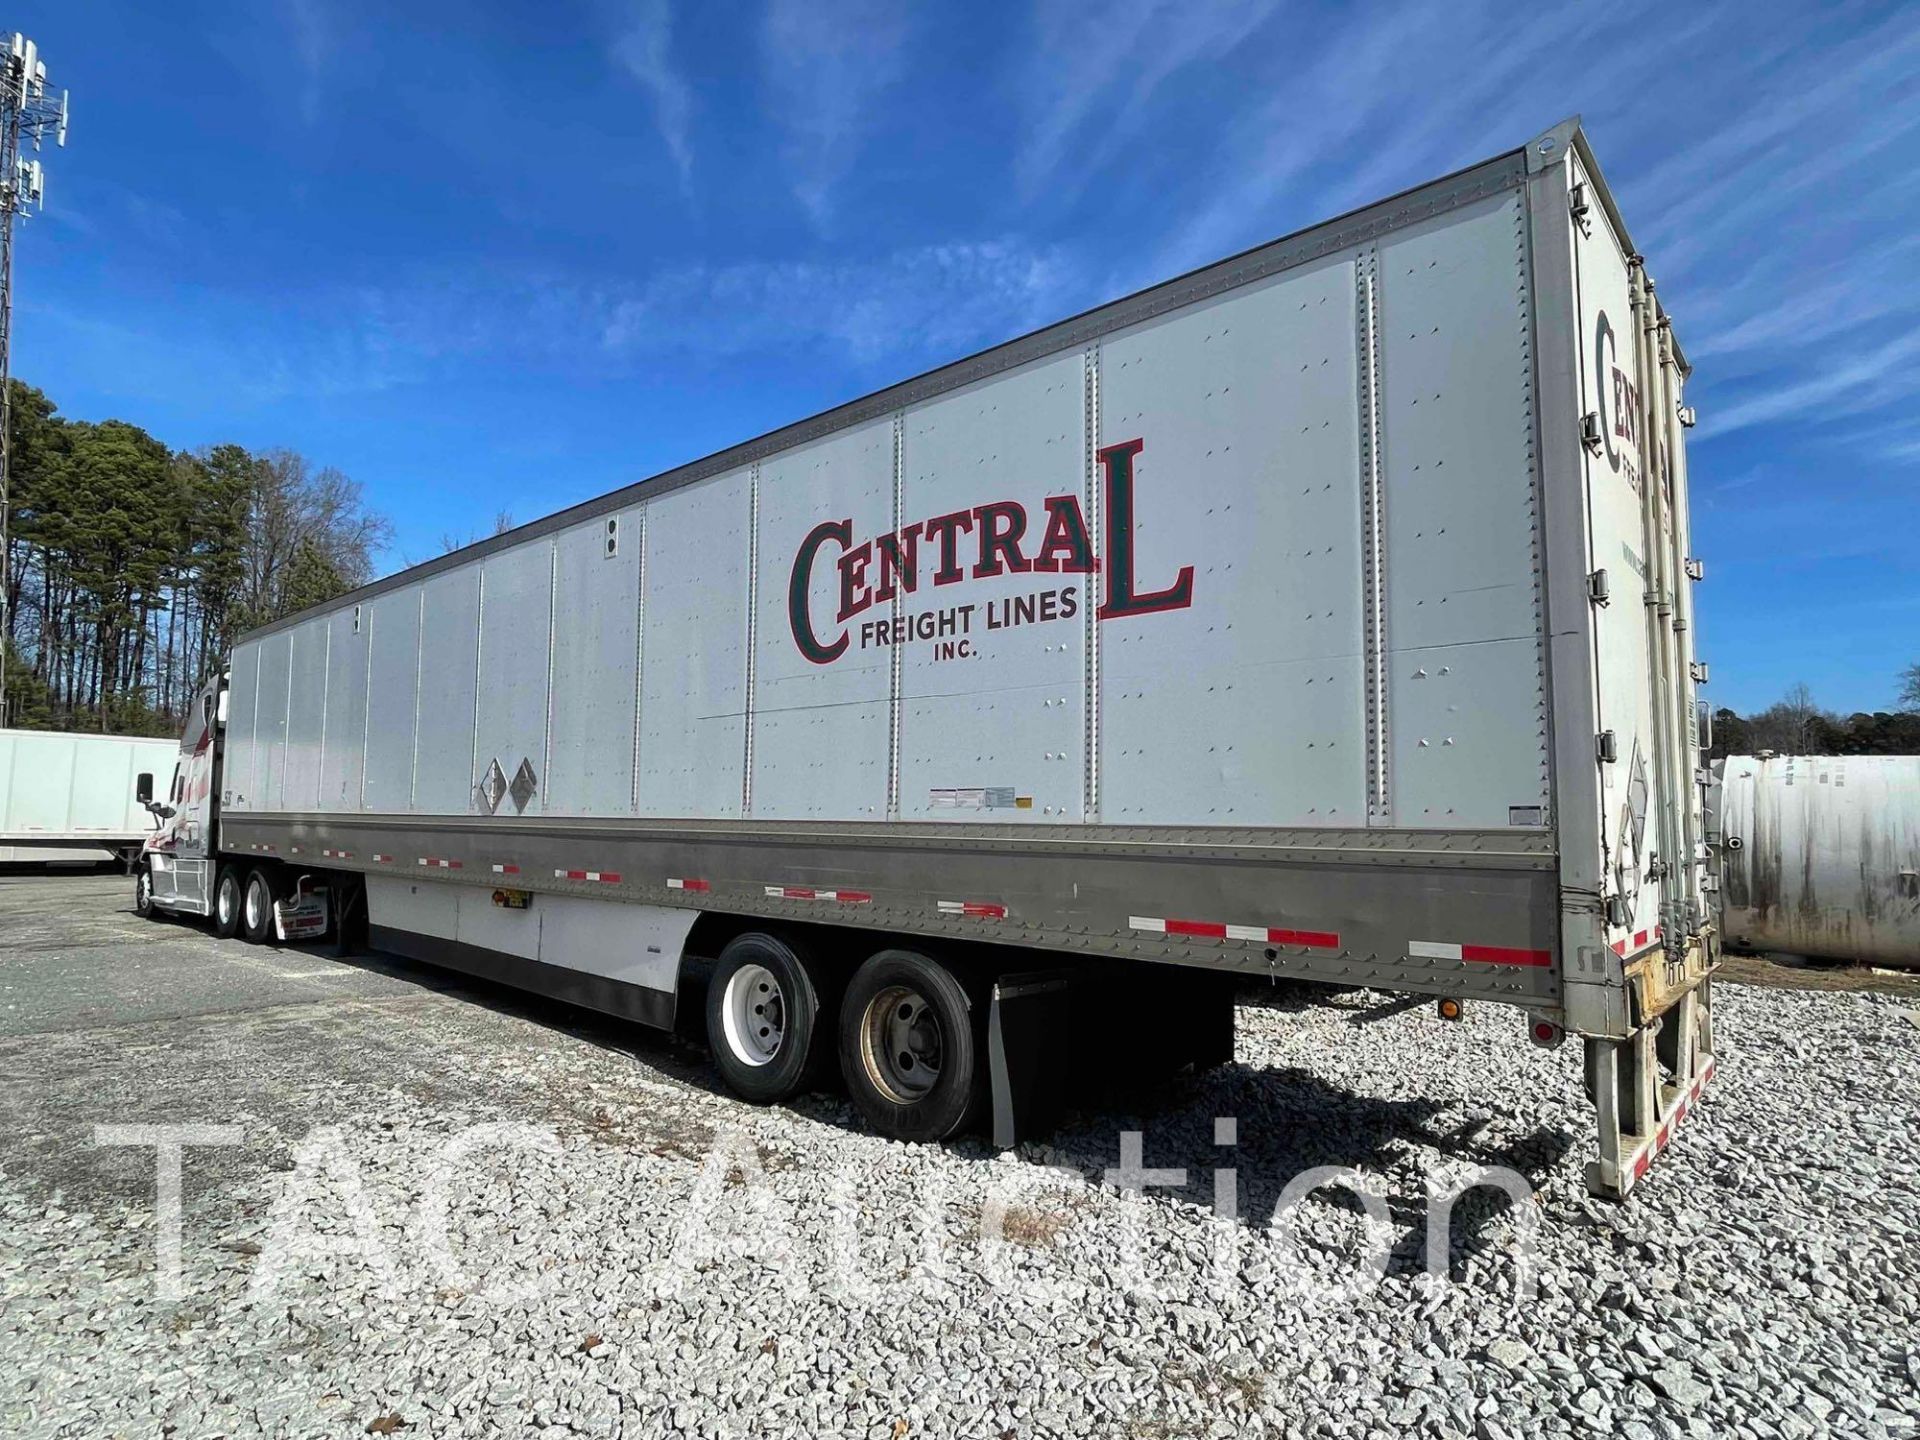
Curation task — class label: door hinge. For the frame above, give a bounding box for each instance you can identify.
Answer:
[1580,411,1604,455]
[1677,404,1698,428]
[1605,894,1631,928]
[1690,661,1710,685]
[1570,181,1592,235]
[1684,556,1705,582]
[1588,568,1610,606]
[1597,730,1618,764]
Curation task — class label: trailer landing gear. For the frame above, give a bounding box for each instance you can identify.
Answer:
[1584,977,1716,1200]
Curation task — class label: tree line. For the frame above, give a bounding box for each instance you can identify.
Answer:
[2,379,391,736]
[1711,675,1920,759]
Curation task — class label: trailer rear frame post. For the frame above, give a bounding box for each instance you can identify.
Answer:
[1583,971,1714,1199]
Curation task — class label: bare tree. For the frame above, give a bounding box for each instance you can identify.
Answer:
[240,450,392,628]
[1745,682,1833,755]
[434,509,515,558]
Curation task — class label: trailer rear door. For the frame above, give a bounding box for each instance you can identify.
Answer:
[1570,151,1702,987]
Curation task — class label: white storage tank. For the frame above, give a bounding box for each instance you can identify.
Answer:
[1715,754,1920,968]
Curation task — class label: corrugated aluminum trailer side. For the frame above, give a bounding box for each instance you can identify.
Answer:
[0,729,175,864]
[140,118,1718,1197]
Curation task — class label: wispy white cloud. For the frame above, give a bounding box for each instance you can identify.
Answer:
[29,237,1082,414]
[1015,0,1280,198]
[757,0,909,227]
[1687,237,1920,362]
[1096,0,1920,471]
[281,0,332,127]
[1698,329,1920,440]
[599,240,1078,365]
[611,0,695,192]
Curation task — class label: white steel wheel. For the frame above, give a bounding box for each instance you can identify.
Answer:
[858,983,944,1103]
[703,933,831,1104]
[720,962,787,1067]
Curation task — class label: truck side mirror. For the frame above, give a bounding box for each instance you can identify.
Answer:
[135,772,154,804]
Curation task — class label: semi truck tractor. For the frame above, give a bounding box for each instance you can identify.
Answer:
[0,728,178,865]
[132,118,1718,1198]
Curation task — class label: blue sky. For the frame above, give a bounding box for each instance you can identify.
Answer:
[12,0,1919,715]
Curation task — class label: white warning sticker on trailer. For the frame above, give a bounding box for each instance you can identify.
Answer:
[929,786,1026,810]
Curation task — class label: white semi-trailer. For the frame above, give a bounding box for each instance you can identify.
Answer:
[134,118,1718,1198]
[0,728,177,865]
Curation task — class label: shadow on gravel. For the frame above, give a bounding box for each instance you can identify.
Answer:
[1030,1067,1571,1273]
[294,946,1560,1269]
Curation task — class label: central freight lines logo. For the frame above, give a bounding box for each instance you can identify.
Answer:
[1594,310,1642,487]
[787,438,1193,665]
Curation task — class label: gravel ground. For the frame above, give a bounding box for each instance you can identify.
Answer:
[2,872,1918,1440]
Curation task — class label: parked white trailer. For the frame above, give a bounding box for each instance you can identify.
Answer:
[0,729,176,864]
[135,118,1719,1198]
[1714,754,1920,968]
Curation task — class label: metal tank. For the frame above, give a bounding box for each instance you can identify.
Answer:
[1714,754,1920,968]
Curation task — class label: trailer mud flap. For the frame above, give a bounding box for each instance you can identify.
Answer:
[274,888,330,942]
[988,972,1076,1148]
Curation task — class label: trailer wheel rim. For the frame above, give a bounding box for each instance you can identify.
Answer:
[244,879,264,933]
[720,963,786,1067]
[217,876,236,928]
[859,983,943,1104]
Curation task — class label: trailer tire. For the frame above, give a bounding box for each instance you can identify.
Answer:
[839,949,981,1143]
[705,933,831,1104]
[213,866,244,939]
[241,868,279,944]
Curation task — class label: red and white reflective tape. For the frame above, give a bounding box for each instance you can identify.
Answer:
[1610,925,1666,958]
[1628,1056,1717,1183]
[491,863,520,875]
[556,869,621,883]
[1131,916,1341,949]
[765,885,872,905]
[667,878,710,892]
[938,899,1008,920]
[372,853,395,864]
[1410,939,1551,968]
[321,848,354,860]
[418,857,462,870]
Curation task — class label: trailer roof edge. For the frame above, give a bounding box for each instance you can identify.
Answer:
[241,126,1559,644]
[1541,116,1690,377]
